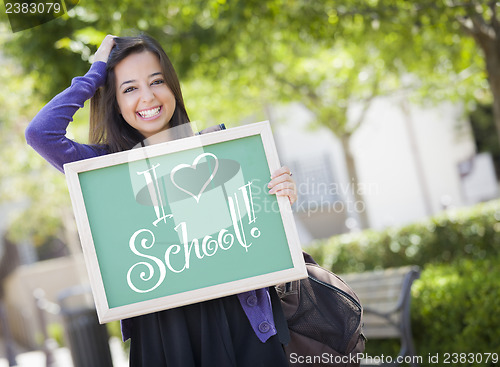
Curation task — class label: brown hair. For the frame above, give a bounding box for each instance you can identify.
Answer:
[90,34,190,153]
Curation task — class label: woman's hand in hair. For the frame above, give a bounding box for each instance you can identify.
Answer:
[93,35,117,64]
[268,166,297,205]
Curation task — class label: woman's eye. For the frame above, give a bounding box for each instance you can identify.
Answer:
[124,87,136,93]
[152,79,165,85]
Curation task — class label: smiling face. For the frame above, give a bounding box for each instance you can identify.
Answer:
[114,51,176,138]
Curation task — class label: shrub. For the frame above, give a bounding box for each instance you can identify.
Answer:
[411,257,500,366]
[306,199,500,274]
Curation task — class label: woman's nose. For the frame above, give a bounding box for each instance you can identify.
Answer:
[141,87,155,103]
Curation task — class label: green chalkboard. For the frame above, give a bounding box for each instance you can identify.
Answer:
[65,121,306,323]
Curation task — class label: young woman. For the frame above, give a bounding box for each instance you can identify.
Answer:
[26,34,296,366]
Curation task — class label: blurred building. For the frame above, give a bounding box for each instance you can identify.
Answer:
[270,96,499,242]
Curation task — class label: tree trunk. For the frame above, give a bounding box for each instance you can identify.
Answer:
[339,134,370,229]
[470,20,500,151]
[485,52,500,151]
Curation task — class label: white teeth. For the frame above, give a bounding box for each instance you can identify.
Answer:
[138,107,160,118]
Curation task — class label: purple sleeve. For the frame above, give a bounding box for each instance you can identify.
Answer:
[237,289,278,343]
[25,61,109,172]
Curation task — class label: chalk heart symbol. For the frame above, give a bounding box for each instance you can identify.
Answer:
[170,153,219,203]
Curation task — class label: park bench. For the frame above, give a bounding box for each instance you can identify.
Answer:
[340,266,421,367]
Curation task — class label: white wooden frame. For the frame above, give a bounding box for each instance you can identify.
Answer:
[64,121,307,323]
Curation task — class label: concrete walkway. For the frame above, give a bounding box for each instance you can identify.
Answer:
[0,337,129,367]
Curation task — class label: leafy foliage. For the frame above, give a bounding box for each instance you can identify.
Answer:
[1,0,489,122]
[411,257,500,366]
[0,25,91,246]
[307,199,500,273]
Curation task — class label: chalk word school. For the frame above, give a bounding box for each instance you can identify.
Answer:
[126,152,261,294]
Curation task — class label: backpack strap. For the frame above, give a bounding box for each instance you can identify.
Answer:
[269,286,291,346]
[196,123,226,135]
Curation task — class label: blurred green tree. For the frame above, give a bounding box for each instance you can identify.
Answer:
[0,0,496,243]
[334,1,497,143]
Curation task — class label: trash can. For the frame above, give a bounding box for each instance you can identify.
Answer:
[58,286,113,367]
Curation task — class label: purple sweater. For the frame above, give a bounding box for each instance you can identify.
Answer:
[25,61,277,343]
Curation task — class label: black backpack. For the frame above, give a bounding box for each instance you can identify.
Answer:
[275,252,366,366]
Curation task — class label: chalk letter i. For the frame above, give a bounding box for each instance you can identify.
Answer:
[137,164,172,226]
